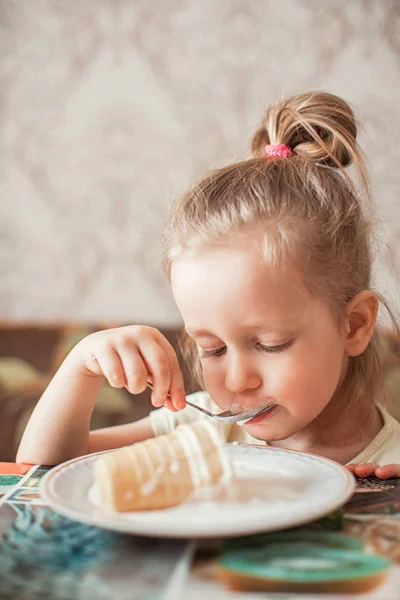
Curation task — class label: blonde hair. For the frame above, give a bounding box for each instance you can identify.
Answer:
[163,91,395,404]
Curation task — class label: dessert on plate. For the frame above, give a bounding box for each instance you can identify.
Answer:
[94,420,234,512]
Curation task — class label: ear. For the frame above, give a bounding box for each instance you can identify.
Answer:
[344,290,379,357]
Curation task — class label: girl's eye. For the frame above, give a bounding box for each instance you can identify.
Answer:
[199,346,226,359]
[199,340,292,359]
[258,340,292,353]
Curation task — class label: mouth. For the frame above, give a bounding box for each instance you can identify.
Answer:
[244,404,277,426]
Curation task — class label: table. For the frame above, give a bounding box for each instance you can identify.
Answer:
[0,462,399,599]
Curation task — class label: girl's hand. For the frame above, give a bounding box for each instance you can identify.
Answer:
[346,463,400,479]
[76,325,186,412]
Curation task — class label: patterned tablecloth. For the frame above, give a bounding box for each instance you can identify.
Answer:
[0,462,399,600]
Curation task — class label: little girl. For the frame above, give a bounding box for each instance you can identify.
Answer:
[17,91,400,479]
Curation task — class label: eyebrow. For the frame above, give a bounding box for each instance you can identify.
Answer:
[185,324,295,337]
[184,328,212,337]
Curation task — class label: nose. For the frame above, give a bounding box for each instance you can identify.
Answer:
[224,353,262,395]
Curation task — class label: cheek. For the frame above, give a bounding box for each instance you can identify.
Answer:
[310,333,346,388]
[201,362,230,408]
[270,337,346,402]
[201,362,223,388]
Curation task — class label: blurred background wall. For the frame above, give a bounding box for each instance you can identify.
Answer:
[1,0,400,327]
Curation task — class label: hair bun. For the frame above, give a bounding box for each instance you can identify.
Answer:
[251,91,358,169]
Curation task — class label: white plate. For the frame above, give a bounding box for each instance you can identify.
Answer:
[40,444,355,539]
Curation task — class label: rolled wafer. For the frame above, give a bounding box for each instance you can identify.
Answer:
[94,420,234,512]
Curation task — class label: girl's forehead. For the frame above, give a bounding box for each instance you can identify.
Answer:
[171,243,304,290]
[170,244,313,322]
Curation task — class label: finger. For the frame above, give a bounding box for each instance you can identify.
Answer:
[346,464,357,474]
[138,340,174,408]
[93,349,126,389]
[87,353,104,377]
[163,397,179,412]
[117,345,148,395]
[168,363,187,410]
[352,463,380,478]
[374,464,400,479]
[155,336,186,410]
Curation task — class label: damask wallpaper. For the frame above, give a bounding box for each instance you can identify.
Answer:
[0,0,399,326]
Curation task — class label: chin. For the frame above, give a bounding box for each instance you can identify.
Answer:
[243,427,269,442]
[245,425,287,442]
[244,415,293,442]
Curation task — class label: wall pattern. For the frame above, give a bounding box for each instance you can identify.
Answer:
[0,0,399,326]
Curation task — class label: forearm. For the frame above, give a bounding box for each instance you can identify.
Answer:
[87,417,155,454]
[16,350,104,465]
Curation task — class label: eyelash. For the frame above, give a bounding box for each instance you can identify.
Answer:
[199,341,292,359]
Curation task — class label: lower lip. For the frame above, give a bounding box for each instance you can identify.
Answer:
[244,404,277,426]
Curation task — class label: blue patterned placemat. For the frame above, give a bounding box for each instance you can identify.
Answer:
[0,504,117,599]
[0,503,191,600]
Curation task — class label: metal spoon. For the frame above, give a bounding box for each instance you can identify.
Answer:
[146,382,275,423]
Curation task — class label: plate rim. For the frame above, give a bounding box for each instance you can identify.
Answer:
[40,444,355,539]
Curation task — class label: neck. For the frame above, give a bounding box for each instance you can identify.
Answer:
[269,394,383,464]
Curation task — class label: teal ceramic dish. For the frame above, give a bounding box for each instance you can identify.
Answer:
[221,529,364,553]
[217,531,391,594]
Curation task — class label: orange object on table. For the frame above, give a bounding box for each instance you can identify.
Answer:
[0,462,33,475]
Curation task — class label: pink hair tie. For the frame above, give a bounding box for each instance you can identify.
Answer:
[264,143,293,158]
